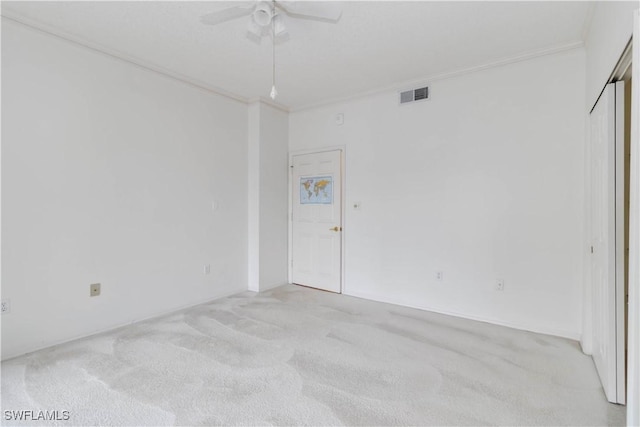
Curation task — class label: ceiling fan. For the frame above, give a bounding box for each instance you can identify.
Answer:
[201,1,342,101]
[200,1,343,43]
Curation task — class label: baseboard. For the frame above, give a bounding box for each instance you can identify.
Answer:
[344,289,581,341]
[1,287,246,362]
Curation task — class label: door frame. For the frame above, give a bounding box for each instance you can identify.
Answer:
[288,146,346,293]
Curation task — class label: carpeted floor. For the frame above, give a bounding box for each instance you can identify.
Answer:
[1,284,625,426]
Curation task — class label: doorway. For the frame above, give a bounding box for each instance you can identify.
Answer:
[588,72,631,405]
[290,149,343,293]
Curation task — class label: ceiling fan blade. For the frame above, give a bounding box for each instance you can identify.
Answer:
[277,1,342,23]
[201,3,254,26]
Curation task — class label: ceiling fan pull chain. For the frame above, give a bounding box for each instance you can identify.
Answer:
[270,0,278,100]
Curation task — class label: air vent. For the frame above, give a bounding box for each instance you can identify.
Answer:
[400,90,414,104]
[414,86,428,100]
[399,86,430,105]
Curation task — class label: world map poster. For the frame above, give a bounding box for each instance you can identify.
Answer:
[300,176,333,204]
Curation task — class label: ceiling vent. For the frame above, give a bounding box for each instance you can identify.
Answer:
[399,86,429,105]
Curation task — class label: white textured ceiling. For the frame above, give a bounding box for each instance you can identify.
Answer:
[2,1,591,110]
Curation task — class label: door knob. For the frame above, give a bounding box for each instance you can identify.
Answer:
[329,226,342,232]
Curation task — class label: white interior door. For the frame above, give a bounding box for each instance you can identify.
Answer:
[291,150,342,293]
[590,81,626,404]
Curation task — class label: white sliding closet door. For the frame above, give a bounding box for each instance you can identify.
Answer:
[589,81,626,404]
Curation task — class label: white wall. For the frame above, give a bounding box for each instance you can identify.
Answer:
[258,104,289,290]
[1,19,249,360]
[585,1,638,111]
[247,101,289,292]
[248,103,261,291]
[290,48,586,339]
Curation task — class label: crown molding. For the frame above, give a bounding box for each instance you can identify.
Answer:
[1,11,248,105]
[290,40,585,112]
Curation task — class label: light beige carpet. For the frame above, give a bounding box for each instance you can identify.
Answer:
[1,284,625,426]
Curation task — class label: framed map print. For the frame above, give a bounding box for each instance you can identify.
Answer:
[300,176,333,204]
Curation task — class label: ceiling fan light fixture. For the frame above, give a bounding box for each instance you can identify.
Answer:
[273,14,287,37]
[247,19,265,42]
[253,2,273,27]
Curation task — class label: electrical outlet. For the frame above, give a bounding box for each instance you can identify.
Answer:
[496,279,505,291]
[90,283,101,297]
[204,264,211,275]
[1,299,11,314]
[436,271,443,281]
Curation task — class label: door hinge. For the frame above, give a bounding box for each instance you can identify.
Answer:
[590,246,594,254]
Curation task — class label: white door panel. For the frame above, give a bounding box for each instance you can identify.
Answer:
[292,150,342,293]
[590,82,626,404]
